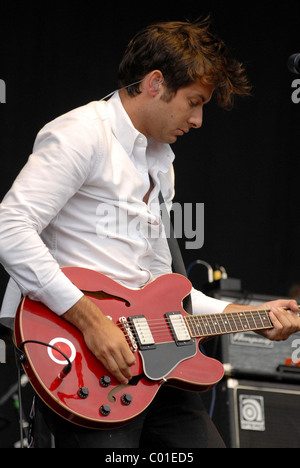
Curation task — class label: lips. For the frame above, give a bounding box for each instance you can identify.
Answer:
[178,128,190,135]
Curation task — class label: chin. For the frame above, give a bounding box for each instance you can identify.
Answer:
[163,135,178,144]
[169,136,178,144]
[153,132,177,144]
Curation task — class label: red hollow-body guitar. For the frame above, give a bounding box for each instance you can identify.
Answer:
[14,267,293,429]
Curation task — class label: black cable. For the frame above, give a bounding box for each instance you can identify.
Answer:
[19,340,72,375]
[15,340,72,448]
[17,361,24,448]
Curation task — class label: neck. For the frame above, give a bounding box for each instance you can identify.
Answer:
[185,306,300,339]
[119,89,149,137]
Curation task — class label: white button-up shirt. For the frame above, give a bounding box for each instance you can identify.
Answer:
[0,92,228,327]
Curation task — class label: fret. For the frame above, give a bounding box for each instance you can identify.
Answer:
[225,313,235,331]
[193,316,205,336]
[232,314,243,331]
[244,311,256,329]
[219,314,234,333]
[252,310,264,328]
[187,318,195,337]
[230,312,240,332]
[188,316,200,336]
[256,310,272,328]
[201,316,214,335]
[207,315,219,335]
[239,312,248,330]
[243,312,252,330]
[215,314,228,334]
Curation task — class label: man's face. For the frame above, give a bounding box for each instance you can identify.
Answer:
[146,80,214,144]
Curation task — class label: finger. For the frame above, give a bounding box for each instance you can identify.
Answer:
[109,340,136,382]
[287,299,299,313]
[266,299,298,313]
[269,308,284,330]
[122,346,136,367]
[269,307,298,340]
[271,306,299,327]
[103,352,132,385]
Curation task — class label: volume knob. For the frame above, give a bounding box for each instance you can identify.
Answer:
[100,404,111,416]
[78,387,89,399]
[121,393,133,406]
[100,375,111,387]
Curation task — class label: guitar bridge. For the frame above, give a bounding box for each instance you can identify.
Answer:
[118,317,138,353]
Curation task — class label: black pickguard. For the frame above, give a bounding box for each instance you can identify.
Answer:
[139,339,197,381]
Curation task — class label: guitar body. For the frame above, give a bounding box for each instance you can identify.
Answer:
[14,267,224,429]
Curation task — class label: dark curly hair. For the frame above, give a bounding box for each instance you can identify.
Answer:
[118,17,251,110]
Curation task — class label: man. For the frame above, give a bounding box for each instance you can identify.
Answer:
[0,18,299,448]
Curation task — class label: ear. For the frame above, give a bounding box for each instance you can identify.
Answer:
[147,70,164,97]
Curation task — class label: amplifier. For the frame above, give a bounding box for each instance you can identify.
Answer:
[213,378,300,448]
[219,331,300,381]
[210,290,300,382]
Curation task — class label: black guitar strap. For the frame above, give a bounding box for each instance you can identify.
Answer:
[158,192,193,314]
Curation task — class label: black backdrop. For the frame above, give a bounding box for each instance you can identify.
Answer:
[1,1,300,310]
[0,0,300,448]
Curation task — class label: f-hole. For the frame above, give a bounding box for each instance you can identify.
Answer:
[82,290,130,307]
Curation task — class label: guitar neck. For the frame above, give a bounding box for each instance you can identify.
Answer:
[185,307,300,339]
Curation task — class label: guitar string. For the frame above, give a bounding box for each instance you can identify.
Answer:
[114,309,282,332]
[115,313,272,334]
[114,311,277,341]
[121,307,299,326]
[94,306,300,345]
[113,306,300,342]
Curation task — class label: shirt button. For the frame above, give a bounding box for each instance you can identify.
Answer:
[137,136,145,145]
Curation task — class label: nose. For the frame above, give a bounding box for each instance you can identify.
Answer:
[188,108,203,129]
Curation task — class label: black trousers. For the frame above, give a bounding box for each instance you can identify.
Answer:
[34,386,226,449]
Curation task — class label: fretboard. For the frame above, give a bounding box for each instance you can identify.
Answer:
[185,307,300,338]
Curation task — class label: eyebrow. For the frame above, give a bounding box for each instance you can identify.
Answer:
[198,93,212,105]
[188,87,213,105]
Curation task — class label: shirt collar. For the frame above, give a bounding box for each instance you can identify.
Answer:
[107,92,140,155]
[106,92,175,173]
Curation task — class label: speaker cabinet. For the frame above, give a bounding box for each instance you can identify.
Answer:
[213,378,300,448]
[219,331,300,382]
[209,290,300,382]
